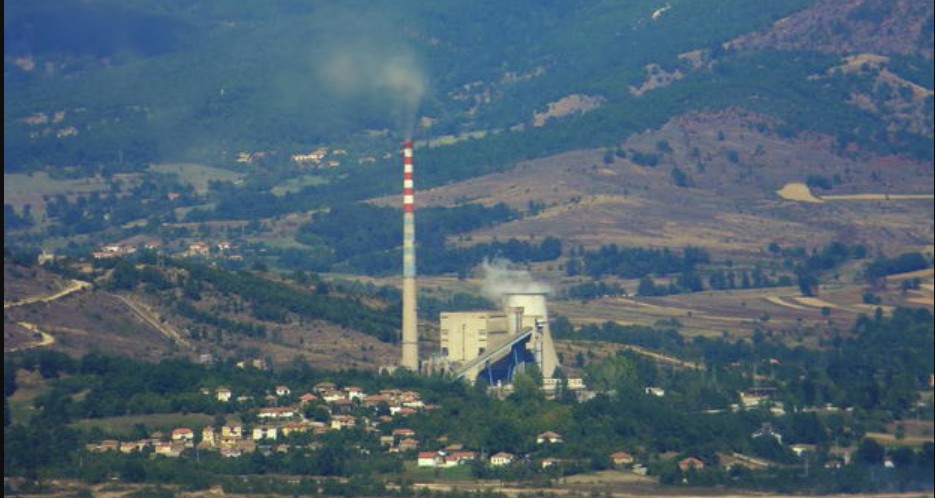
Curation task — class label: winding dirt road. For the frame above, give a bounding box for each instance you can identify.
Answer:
[4,279,92,352]
[4,279,91,309]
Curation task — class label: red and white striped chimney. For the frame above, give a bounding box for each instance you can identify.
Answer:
[400,139,419,371]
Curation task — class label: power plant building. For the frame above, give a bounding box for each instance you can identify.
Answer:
[440,292,562,386]
[439,310,519,363]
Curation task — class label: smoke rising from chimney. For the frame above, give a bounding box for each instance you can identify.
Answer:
[320,42,426,138]
[480,258,551,304]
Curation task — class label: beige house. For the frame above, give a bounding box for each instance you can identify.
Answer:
[221,423,243,439]
[153,441,186,458]
[490,452,516,467]
[201,426,217,447]
[252,425,278,441]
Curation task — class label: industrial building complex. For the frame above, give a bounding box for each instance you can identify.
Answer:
[397,141,582,392]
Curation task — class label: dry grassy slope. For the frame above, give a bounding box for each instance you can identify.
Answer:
[728,0,934,58]
[412,109,933,260]
[3,262,399,370]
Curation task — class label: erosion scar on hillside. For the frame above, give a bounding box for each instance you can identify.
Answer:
[777,182,935,203]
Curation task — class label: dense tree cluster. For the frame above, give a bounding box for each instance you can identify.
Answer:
[559,307,934,417]
[571,245,709,280]
[865,252,931,282]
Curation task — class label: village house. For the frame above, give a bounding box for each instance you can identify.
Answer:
[185,241,211,257]
[391,407,418,417]
[280,421,312,437]
[91,243,136,260]
[542,377,587,393]
[313,381,337,393]
[541,457,562,469]
[236,358,267,370]
[791,444,815,458]
[257,406,297,420]
[536,431,563,444]
[215,387,232,402]
[274,385,291,397]
[94,440,120,453]
[321,390,347,403]
[417,452,440,467]
[343,386,365,401]
[678,457,705,472]
[171,428,195,446]
[331,398,356,414]
[221,423,243,439]
[362,393,389,408]
[200,426,216,447]
[417,450,477,468]
[398,438,419,452]
[610,451,635,466]
[120,441,145,454]
[153,441,187,458]
[330,414,357,430]
[447,451,477,466]
[401,395,425,409]
[252,425,278,441]
[752,422,783,445]
[299,393,318,405]
[392,428,416,440]
[220,439,257,458]
[490,452,516,467]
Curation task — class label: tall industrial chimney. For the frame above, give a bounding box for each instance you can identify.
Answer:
[400,139,419,371]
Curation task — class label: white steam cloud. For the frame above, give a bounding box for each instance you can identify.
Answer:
[480,258,551,304]
[320,42,426,138]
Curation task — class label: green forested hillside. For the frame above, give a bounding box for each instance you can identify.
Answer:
[6,0,852,175]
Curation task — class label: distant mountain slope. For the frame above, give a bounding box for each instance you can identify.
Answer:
[729,0,934,58]
[3,0,932,285]
[407,109,934,256]
[5,0,818,173]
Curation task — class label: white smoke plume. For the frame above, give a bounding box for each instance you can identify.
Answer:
[480,258,551,304]
[320,41,426,138]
